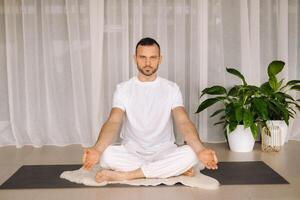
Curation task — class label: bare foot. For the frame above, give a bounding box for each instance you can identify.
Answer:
[95,169,128,183]
[95,168,145,183]
[181,167,195,177]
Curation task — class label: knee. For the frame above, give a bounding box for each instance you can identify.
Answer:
[181,145,198,165]
[100,146,115,168]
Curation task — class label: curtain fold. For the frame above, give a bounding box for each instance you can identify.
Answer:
[1,0,96,147]
[0,0,299,147]
[89,0,105,142]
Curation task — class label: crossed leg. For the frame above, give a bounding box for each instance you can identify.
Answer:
[96,168,144,182]
[96,145,198,183]
[95,167,195,183]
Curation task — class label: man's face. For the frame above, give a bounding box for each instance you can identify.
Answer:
[134,45,161,77]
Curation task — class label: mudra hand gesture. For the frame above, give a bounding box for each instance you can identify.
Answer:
[197,149,218,170]
[82,147,101,171]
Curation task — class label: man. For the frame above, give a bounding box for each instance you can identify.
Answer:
[82,37,218,183]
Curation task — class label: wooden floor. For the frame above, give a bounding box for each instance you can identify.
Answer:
[0,141,299,200]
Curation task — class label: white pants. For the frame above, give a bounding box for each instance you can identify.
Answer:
[99,144,199,178]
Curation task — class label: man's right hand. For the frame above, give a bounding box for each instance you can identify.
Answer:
[82,147,101,171]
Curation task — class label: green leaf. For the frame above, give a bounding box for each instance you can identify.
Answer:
[286,100,297,104]
[268,101,282,119]
[267,60,285,76]
[196,97,225,113]
[287,109,295,119]
[226,68,247,85]
[288,101,300,112]
[295,104,300,112]
[269,75,278,91]
[228,121,238,132]
[210,108,225,117]
[270,100,289,125]
[250,123,258,139]
[243,109,253,128]
[200,86,227,98]
[248,85,260,91]
[225,103,236,121]
[260,82,272,94]
[280,92,295,101]
[288,108,296,116]
[234,105,243,123]
[290,85,300,91]
[286,80,300,86]
[253,98,268,120]
[287,102,299,117]
[274,93,286,104]
[228,86,240,96]
[278,79,284,89]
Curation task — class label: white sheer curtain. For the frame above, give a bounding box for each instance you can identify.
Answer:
[0,0,103,147]
[0,0,299,147]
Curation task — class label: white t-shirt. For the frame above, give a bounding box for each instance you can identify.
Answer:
[112,76,184,155]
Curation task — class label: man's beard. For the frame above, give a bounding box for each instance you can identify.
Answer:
[137,65,158,76]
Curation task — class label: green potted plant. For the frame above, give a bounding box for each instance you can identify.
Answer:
[258,60,300,145]
[196,68,267,152]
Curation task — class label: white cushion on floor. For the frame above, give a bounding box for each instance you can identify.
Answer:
[60,164,219,190]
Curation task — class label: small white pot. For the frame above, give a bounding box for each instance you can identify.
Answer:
[266,120,288,145]
[227,125,255,152]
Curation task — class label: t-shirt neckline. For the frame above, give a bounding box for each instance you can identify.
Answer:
[134,76,160,85]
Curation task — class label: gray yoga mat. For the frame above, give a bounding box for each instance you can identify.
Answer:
[0,161,288,189]
[201,161,289,185]
[0,164,85,189]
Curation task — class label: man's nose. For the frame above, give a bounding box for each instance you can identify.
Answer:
[145,58,151,65]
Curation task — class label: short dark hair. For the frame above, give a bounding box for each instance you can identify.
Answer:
[135,37,160,54]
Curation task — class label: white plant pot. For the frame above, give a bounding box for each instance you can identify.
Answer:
[227,125,255,152]
[266,120,288,146]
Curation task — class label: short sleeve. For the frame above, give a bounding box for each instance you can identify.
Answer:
[112,85,126,111]
[171,84,184,109]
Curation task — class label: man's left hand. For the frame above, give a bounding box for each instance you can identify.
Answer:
[197,149,218,170]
